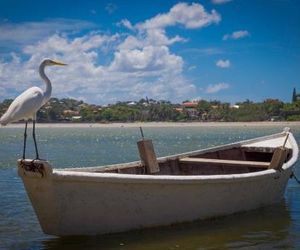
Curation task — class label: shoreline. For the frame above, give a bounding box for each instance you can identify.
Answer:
[2,121,300,128]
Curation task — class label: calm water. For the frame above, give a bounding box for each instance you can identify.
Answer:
[0,124,300,250]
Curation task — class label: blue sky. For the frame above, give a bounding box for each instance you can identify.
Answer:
[0,0,299,104]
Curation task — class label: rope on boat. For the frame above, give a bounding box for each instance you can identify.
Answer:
[291,171,300,185]
[139,127,145,140]
[283,133,289,147]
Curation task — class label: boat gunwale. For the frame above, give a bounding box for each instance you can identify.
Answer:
[49,131,299,184]
[61,131,287,172]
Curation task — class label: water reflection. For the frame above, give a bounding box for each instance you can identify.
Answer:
[38,204,292,250]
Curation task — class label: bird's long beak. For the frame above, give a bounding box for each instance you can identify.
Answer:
[52,60,67,66]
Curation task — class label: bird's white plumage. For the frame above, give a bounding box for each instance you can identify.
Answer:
[0,87,44,125]
[0,59,66,126]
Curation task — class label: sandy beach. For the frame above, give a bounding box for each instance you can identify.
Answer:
[2,121,300,128]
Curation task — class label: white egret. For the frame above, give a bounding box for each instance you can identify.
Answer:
[0,59,67,159]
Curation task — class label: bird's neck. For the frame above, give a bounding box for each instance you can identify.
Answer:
[39,63,52,104]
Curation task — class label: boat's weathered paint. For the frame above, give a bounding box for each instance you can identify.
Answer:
[18,130,299,236]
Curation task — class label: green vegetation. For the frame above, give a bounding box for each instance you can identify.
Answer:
[0,97,300,123]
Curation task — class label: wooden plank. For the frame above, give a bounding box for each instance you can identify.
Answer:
[269,146,288,170]
[179,157,269,168]
[137,139,160,174]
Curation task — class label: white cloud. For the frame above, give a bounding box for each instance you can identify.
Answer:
[136,2,221,30]
[182,47,224,57]
[118,3,219,52]
[118,29,186,51]
[0,19,95,46]
[117,35,142,50]
[23,33,118,55]
[188,65,197,71]
[105,3,117,14]
[205,83,230,93]
[223,30,250,40]
[117,19,134,30]
[211,0,233,4]
[0,3,221,104]
[109,45,183,73]
[0,33,193,104]
[144,29,187,46]
[216,59,231,68]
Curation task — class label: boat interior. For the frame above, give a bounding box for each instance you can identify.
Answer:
[71,145,292,176]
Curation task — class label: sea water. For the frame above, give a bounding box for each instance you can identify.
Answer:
[0,124,299,249]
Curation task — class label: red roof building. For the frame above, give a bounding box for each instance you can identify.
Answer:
[182,101,199,108]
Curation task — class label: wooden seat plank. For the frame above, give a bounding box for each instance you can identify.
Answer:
[179,157,269,168]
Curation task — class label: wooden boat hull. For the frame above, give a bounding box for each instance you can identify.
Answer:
[18,130,299,236]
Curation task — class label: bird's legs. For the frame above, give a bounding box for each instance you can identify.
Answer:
[32,120,40,160]
[22,121,28,159]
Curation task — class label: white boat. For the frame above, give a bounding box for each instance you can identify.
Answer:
[18,128,299,236]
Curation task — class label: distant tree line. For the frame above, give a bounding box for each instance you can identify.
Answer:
[0,97,299,123]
